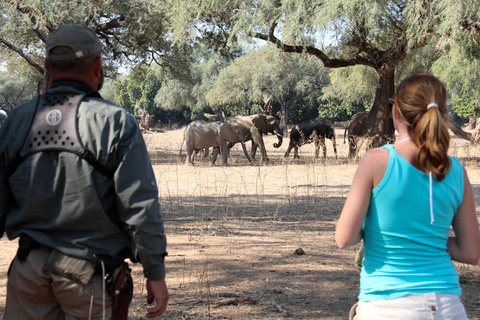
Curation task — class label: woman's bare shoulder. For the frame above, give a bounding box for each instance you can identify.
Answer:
[360,147,390,165]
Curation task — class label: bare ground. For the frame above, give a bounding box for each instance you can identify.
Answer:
[1,127,479,320]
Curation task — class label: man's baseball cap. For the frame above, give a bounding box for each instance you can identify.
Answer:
[46,24,102,60]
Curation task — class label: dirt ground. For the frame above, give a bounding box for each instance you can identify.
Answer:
[1,126,479,320]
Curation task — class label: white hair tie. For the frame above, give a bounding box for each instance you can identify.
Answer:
[427,103,438,109]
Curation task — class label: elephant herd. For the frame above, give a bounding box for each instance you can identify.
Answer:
[181,113,283,166]
[181,112,364,166]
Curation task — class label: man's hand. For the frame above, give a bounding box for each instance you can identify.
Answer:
[146,279,169,318]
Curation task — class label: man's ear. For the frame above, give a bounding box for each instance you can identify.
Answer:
[93,56,102,78]
[44,59,51,75]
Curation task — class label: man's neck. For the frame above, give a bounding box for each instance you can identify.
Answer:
[51,80,96,93]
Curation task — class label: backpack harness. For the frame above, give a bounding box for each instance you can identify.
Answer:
[18,92,114,177]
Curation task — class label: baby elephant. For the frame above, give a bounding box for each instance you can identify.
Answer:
[284,123,337,159]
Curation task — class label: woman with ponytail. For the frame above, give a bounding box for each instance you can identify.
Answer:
[335,72,480,320]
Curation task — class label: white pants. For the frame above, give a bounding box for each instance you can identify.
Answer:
[350,293,468,320]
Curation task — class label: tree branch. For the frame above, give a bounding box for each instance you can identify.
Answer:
[254,23,376,69]
[0,38,45,75]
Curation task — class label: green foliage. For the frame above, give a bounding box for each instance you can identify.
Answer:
[431,43,480,118]
[113,79,133,113]
[4,0,480,128]
[99,78,116,103]
[452,95,480,119]
[0,71,37,113]
[317,100,367,123]
[111,66,163,122]
[207,44,327,119]
[322,66,376,114]
[1,0,173,78]
[190,48,232,113]
[164,0,241,60]
[152,46,233,120]
[169,0,480,138]
[286,97,319,124]
[154,79,193,111]
[138,69,162,115]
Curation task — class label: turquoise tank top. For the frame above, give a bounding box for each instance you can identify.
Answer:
[359,144,464,301]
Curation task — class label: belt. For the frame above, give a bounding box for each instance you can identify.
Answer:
[17,234,49,261]
[17,235,123,275]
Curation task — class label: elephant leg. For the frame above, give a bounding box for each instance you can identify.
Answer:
[284,141,295,157]
[240,142,252,164]
[254,137,268,162]
[226,142,234,160]
[250,141,257,160]
[193,149,201,162]
[203,148,210,158]
[356,138,366,157]
[319,137,326,158]
[314,140,320,158]
[348,135,357,159]
[331,136,337,159]
[186,148,194,166]
[293,146,300,158]
[219,144,229,166]
[211,147,220,166]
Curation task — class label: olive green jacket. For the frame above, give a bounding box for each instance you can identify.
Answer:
[0,81,167,281]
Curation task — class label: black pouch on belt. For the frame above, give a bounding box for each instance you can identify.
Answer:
[111,262,133,320]
[17,235,41,262]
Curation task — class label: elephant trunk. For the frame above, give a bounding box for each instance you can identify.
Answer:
[273,131,283,148]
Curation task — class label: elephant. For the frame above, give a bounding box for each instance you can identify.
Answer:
[192,112,226,158]
[182,120,249,166]
[344,112,368,159]
[193,112,225,122]
[222,114,283,163]
[284,123,337,159]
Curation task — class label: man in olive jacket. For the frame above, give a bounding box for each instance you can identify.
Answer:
[0,24,168,319]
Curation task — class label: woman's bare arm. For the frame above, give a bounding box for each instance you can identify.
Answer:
[335,148,388,249]
[447,167,480,265]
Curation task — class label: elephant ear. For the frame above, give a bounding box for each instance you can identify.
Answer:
[252,114,268,134]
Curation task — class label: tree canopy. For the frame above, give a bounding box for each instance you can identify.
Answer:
[0,71,36,114]
[168,0,480,144]
[0,0,183,86]
[207,44,328,132]
[1,0,480,138]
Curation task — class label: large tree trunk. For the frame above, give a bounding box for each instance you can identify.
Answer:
[448,119,472,141]
[135,105,151,131]
[468,116,476,130]
[262,96,272,115]
[278,100,289,137]
[366,67,395,148]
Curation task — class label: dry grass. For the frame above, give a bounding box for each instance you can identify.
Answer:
[1,127,480,320]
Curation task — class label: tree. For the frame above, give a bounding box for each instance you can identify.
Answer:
[0,1,179,91]
[319,66,378,119]
[154,46,233,119]
[207,44,328,133]
[112,66,163,124]
[155,78,194,112]
[169,0,480,145]
[0,71,37,114]
[432,44,480,120]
